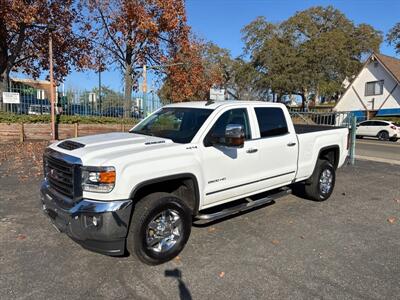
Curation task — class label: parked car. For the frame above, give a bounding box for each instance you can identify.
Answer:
[40,101,349,265]
[28,104,50,115]
[102,107,124,118]
[66,104,97,116]
[356,120,399,141]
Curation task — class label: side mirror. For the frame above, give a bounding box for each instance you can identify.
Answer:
[224,124,245,148]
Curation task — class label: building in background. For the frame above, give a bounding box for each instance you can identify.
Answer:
[334,53,400,119]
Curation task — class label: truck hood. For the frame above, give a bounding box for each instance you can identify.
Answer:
[49,132,175,165]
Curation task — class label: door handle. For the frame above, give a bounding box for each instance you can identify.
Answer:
[287,142,296,147]
[246,148,258,154]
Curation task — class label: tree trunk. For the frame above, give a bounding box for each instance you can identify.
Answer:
[300,93,306,110]
[314,87,320,105]
[0,70,9,110]
[124,63,132,118]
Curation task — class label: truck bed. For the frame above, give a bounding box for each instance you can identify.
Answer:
[294,124,343,134]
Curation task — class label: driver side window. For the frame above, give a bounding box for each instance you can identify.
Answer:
[204,108,251,146]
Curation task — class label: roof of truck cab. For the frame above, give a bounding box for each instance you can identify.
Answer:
[164,100,285,110]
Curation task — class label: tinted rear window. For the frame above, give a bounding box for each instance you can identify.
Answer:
[255,107,288,138]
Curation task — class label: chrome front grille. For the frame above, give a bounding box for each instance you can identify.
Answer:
[44,149,82,200]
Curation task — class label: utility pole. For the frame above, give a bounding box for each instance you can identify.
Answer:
[98,55,102,113]
[49,28,56,141]
[142,65,147,116]
[142,64,147,93]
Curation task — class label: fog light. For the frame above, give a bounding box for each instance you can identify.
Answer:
[85,215,101,228]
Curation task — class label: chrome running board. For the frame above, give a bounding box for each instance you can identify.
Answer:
[195,187,291,224]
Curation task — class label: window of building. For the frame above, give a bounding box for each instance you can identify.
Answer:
[254,107,288,138]
[365,80,383,96]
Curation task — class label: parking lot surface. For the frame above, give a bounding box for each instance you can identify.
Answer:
[0,142,399,300]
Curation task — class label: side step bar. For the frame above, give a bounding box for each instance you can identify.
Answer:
[195,187,292,224]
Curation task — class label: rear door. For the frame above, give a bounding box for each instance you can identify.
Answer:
[253,106,298,188]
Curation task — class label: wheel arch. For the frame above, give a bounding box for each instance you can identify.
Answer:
[318,145,340,170]
[129,173,201,215]
[377,130,389,137]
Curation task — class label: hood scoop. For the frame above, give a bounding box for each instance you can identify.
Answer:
[58,140,86,151]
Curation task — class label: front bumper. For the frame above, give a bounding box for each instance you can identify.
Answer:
[40,180,132,256]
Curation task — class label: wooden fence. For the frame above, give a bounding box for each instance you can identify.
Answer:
[0,123,136,142]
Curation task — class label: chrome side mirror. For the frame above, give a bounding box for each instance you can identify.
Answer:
[225,124,245,148]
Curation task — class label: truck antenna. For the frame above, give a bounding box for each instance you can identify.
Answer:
[205,99,215,106]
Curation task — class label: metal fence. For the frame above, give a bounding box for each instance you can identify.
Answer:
[0,85,169,119]
[289,109,358,164]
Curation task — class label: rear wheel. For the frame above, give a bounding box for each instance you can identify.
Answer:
[377,131,389,141]
[304,159,336,201]
[127,192,192,265]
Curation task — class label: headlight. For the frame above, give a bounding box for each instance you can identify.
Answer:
[81,166,116,193]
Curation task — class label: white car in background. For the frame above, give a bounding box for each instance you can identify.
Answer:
[356,120,400,141]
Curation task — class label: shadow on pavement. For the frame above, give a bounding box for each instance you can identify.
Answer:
[165,268,192,300]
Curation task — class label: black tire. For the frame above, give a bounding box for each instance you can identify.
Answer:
[304,159,336,201]
[389,137,398,142]
[377,131,389,141]
[127,192,192,265]
[356,135,363,139]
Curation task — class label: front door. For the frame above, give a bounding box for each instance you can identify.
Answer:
[201,108,260,206]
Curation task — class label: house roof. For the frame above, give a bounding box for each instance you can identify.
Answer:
[333,52,400,112]
[374,53,400,84]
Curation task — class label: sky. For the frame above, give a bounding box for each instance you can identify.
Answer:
[61,0,400,92]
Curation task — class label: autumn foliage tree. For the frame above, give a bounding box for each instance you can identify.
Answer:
[0,0,92,95]
[158,39,223,101]
[83,0,192,113]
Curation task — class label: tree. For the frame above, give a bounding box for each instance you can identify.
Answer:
[83,0,191,115]
[158,39,218,101]
[0,0,92,95]
[159,40,267,102]
[387,23,400,55]
[242,6,382,106]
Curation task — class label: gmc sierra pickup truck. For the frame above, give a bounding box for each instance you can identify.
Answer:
[40,101,349,265]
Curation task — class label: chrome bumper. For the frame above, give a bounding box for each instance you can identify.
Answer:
[40,180,132,256]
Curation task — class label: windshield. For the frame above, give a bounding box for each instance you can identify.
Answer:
[131,107,213,143]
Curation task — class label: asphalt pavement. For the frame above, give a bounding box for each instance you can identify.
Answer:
[356,138,400,165]
[1,152,399,299]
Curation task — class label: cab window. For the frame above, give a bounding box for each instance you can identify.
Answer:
[255,107,288,138]
[204,108,251,146]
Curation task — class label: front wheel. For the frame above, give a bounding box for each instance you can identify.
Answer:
[127,192,192,265]
[304,159,336,201]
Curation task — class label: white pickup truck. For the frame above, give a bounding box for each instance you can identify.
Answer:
[40,101,349,264]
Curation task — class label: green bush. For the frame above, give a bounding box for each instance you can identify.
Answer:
[0,112,138,125]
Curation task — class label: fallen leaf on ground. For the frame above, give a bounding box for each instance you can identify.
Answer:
[387,217,396,224]
[174,256,181,262]
[16,234,26,240]
[219,272,225,278]
[300,236,305,239]
[271,239,280,245]
[395,199,400,204]
[207,227,216,233]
